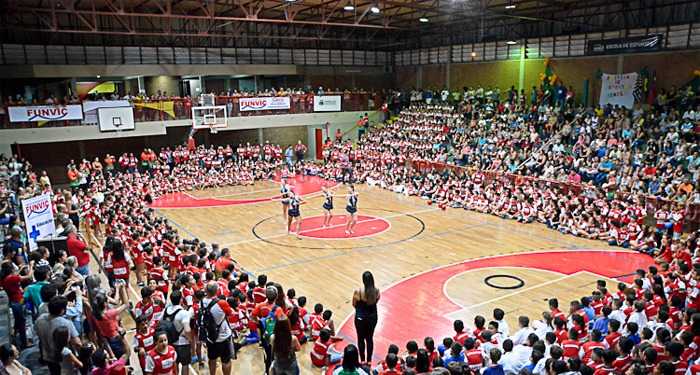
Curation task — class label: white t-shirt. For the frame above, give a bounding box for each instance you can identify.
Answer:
[163,305,191,345]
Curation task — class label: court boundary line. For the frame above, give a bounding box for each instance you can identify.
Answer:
[440,266,568,319]
[252,223,490,273]
[442,270,583,321]
[222,207,438,247]
[151,176,341,209]
[295,214,392,240]
[361,189,586,249]
[333,249,649,352]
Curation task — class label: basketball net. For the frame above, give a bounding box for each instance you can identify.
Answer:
[209,124,218,134]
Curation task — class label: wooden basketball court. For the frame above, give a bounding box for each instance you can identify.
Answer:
[97,175,652,374]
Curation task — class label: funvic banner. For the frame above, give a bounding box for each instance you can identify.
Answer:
[313,95,342,112]
[21,193,56,251]
[8,105,83,122]
[600,73,639,109]
[587,34,662,56]
[239,97,291,111]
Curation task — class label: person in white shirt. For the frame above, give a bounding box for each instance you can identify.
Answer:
[626,300,648,330]
[532,312,555,341]
[162,290,194,375]
[512,334,539,372]
[494,308,510,338]
[511,316,536,346]
[608,299,627,325]
[499,340,521,375]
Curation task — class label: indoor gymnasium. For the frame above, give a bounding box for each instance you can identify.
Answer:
[0,1,700,375]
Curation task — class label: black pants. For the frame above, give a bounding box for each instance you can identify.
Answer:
[354,315,378,362]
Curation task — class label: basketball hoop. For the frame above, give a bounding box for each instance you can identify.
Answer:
[192,105,228,134]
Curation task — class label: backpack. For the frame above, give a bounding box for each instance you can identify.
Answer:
[197,297,225,344]
[261,305,279,341]
[157,306,183,345]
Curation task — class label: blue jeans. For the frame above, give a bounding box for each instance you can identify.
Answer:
[10,302,27,348]
[76,264,90,276]
[108,337,124,358]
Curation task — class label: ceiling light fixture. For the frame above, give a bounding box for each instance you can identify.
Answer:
[506,39,517,45]
[343,0,355,11]
[419,17,429,22]
[505,4,516,9]
[370,5,380,14]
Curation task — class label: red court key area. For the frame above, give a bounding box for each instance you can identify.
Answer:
[291,215,391,239]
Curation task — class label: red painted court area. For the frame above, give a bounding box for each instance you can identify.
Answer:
[291,215,391,239]
[150,174,338,208]
[333,250,652,366]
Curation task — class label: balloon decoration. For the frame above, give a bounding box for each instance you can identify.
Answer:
[538,57,557,103]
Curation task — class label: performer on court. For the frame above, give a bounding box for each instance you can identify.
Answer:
[344,185,359,234]
[285,190,306,239]
[280,177,291,229]
[321,185,336,228]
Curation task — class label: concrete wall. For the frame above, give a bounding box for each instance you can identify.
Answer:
[145,76,179,97]
[396,50,700,107]
[304,66,393,91]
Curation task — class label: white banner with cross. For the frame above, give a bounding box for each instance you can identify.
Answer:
[21,193,56,251]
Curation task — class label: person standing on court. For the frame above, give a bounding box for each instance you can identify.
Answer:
[294,140,307,164]
[353,271,380,367]
[285,145,294,167]
[200,282,235,375]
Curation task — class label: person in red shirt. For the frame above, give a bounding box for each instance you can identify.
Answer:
[561,329,582,360]
[604,320,622,349]
[376,353,400,375]
[0,261,33,348]
[250,286,286,374]
[612,337,633,372]
[452,320,471,346]
[66,225,92,276]
[581,330,605,364]
[133,315,156,371]
[549,298,567,321]
[594,349,619,375]
[145,330,176,375]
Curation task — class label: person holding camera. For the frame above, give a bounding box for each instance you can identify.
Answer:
[93,278,130,359]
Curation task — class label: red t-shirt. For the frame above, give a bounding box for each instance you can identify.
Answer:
[67,236,90,267]
[0,275,22,302]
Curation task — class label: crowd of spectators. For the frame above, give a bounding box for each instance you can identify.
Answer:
[1,77,699,375]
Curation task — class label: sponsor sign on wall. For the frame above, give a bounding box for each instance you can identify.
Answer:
[313,95,342,112]
[21,193,56,251]
[587,34,662,56]
[8,105,83,122]
[239,97,291,111]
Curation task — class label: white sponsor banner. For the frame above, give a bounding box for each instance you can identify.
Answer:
[239,97,290,111]
[313,95,342,112]
[599,72,638,109]
[83,100,131,124]
[8,105,83,122]
[21,193,56,251]
[98,107,135,131]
